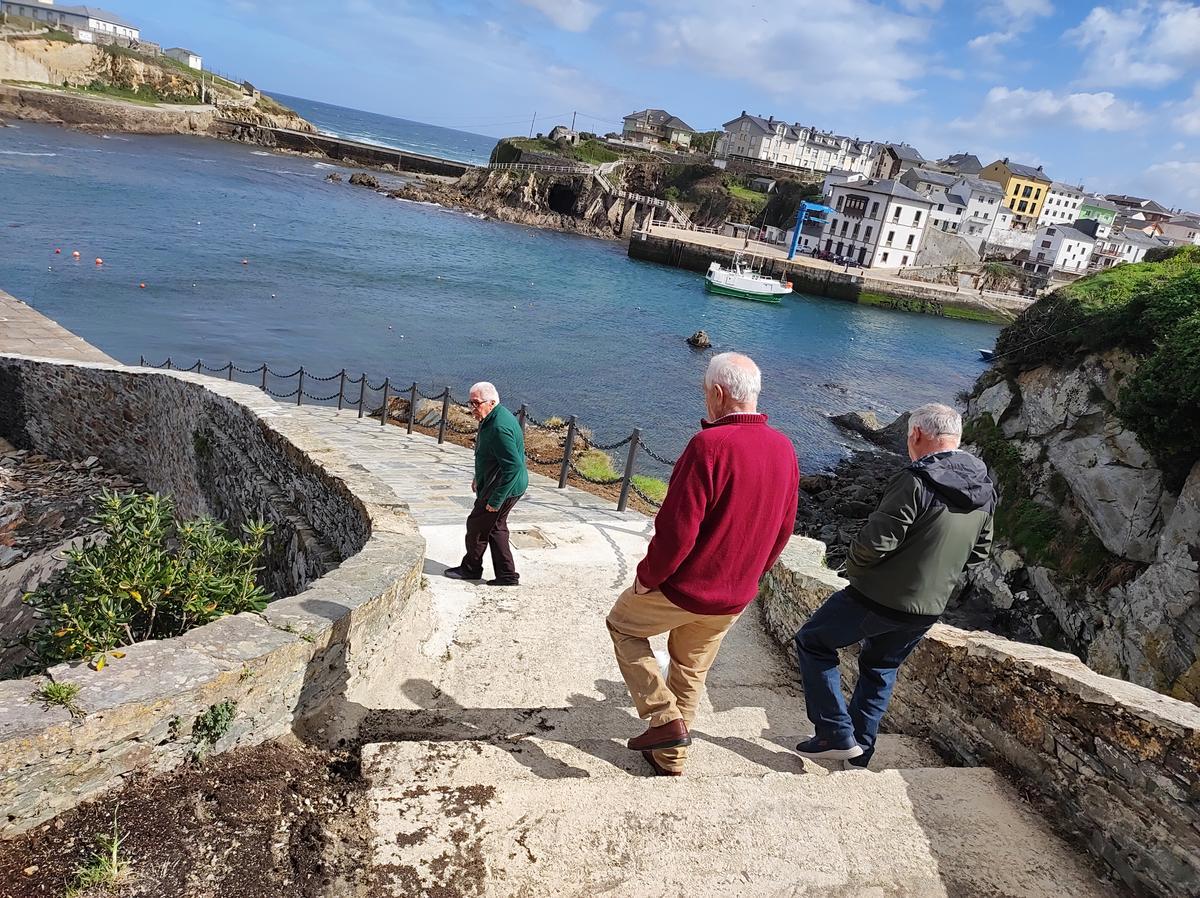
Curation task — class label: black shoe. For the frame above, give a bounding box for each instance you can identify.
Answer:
[443,566,483,581]
[486,578,519,586]
[794,734,864,761]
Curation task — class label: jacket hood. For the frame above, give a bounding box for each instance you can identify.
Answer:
[910,450,995,512]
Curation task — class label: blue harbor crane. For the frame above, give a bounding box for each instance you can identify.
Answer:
[787,200,836,260]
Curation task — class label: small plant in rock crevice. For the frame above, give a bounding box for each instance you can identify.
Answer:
[66,807,133,897]
[12,490,273,677]
[191,700,237,760]
[31,680,84,718]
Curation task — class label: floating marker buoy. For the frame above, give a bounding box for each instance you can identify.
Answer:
[270,294,276,299]
[72,251,80,259]
[242,259,248,265]
[192,283,197,287]
[139,283,146,289]
[48,266,52,271]
[95,258,103,265]
[54,248,61,254]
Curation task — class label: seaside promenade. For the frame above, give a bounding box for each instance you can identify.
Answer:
[0,296,1121,897]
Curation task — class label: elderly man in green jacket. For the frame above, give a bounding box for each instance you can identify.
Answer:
[443,381,529,586]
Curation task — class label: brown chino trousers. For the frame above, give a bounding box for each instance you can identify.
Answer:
[606,586,739,773]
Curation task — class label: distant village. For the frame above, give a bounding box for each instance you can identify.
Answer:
[615,107,1198,288]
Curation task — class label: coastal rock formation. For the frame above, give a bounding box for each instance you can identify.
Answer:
[686,330,711,348]
[830,409,910,455]
[348,172,381,189]
[963,353,1199,700]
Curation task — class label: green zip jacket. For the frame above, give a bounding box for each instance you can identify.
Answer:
[846,450,995,619]
[474,404,528,508]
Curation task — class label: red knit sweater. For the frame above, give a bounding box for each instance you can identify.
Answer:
[636,413,800,615]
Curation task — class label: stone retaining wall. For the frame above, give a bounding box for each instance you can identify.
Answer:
[759,537,1200,897]
[0,356,425,836]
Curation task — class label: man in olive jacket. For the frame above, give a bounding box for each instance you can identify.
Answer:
[794,403,994,766]
[444,381,529,586]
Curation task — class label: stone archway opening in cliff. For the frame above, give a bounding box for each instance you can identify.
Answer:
[548,184,578,215]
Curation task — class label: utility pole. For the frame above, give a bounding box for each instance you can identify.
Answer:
[570,111,577,132]
[529,111,537,138]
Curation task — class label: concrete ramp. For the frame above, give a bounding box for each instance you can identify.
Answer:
[363,740,1115,898]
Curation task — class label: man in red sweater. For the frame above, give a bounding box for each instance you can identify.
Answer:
[606,352,799,776]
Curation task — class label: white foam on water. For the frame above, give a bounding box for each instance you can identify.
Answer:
[0,151,56,157]
[250,151,273,157]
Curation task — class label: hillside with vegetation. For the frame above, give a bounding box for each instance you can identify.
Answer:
[961,245,1200,702]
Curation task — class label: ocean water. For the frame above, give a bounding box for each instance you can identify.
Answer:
[272,93,497,166]
[0,120,999,470]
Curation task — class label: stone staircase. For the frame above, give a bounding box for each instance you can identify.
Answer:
[286,409,1118,898]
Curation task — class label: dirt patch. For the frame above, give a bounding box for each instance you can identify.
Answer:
[0,740,374,898]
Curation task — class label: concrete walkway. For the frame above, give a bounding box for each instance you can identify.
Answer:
[285,407,1116,898]
[0,290,115,363]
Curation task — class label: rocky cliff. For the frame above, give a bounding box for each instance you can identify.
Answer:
[962,247,1200,701]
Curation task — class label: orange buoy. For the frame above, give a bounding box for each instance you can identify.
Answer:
[95,258,103,265]
[139,282,146,289]
[54,248,61,254]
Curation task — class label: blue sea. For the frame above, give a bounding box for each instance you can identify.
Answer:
[0,108,999,470]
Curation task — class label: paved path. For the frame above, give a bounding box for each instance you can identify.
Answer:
[0,290,114,363]
[285,407,1115,898]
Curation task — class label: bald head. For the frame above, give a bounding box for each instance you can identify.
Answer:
[704,352,761,419]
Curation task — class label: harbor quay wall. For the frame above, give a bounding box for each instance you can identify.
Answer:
[628,230,1018,324]
[0,356,425,836]
[759,538,1200,898]
[211,119,472,178]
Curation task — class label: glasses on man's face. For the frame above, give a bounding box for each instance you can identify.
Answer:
[469,399,492,408]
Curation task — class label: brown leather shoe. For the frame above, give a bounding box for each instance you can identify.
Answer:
[627,718,691,751]
[642,751,683,777]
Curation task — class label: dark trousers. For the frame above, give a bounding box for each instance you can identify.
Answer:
[794,588,930,765]
[460,493,521,583]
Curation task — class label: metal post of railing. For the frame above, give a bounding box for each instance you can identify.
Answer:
[517,403,527,436]
[296,366,305,406]
[407,382,418,434]
[558,416,577,488]
[380,378,391,426]
[260,364,268,392]
[336,370,347,410]
[617,428,641,512]
[226,362,234,381]
[191,360,202,373]
[138,355,144,366]
[165,358,173,370]
[357,372,367,418]
[437,388,450,444]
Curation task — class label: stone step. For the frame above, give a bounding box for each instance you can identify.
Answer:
[363,741,1116,898]
[361,731,943,781]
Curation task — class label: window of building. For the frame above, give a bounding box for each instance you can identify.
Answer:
[902,255,909,265]
[836,196,844,211]
[906,234,915,248]
[886,230,895,245]
[836,241,844,255]
[881,252,889,263]
[864,225,873,241]
[937,203,944,211]
[912,210,922,225]
[852,222,860,238]
[1017,200,1028,212]
[1041,240,1052,248]
[893,207,901,222]
[1034,189,1041,199]
[840,220,849,236]
[869,201,879,217]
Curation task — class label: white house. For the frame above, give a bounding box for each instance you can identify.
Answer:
[820,179,933,268]
[1037,181,1086,227]
[953,177,1005,244]
[164,47,202,70]
[821,168,868,197]
[718,112,878,175]
[0,2,140,40]
[1025,224,1095,279]
[899,167,958,198]
[927,189,965,234]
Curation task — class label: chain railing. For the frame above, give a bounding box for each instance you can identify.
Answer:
[138,356,674,512]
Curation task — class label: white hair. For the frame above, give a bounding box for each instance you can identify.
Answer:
[705,352,762,403]
[908,403,962,442]
[470,381,500,403]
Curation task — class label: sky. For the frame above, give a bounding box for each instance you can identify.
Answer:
[117,0,1200,210]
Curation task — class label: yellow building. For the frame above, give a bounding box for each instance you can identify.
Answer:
[979,158,1052,230]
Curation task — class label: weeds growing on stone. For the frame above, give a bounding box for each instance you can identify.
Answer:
[31,680,84,718]
[66,808,132,898]
[191,700,237,760]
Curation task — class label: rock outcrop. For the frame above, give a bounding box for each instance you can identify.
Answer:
[686,330,711,348]
[963,353,1200,701]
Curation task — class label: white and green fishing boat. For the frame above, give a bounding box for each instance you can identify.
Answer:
[704,253,792,303]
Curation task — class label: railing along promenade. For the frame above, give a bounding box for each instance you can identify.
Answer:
[138,356,676,511]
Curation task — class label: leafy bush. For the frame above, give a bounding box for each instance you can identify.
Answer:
[14,491,272,675]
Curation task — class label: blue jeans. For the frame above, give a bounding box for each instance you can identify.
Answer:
[794,588,930,764]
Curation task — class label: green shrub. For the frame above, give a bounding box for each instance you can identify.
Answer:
[14,491,272,675]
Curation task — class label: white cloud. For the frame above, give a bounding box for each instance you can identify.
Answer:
[1169,84,1200,134]
[1142,160,1200,205]
[979,0,1054,24]
[643,0,928,107]
[952,85,1148,134]
[1068,1,1200,88]
[519,0,602,32]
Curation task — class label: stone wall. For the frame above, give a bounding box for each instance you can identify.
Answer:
[759,537,1200,898]
[0,356,425,835]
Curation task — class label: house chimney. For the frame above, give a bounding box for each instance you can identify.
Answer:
[1003,157,1009,164]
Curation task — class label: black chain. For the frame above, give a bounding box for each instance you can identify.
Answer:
[444,420,479,435]
[233,363,265,374]
[266,366,303,378]
[580,432,634,452]
[527,452,565,466]
[630,481,663,508]
[567,459,623,486]
[637,437,677,467]
[365,380,388,392]
[143,358,170,369]
[199,361,230,373]
[306,369,344,382]
[264,386,300,399]
[416,387,445,401]
[302,389,343,402]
